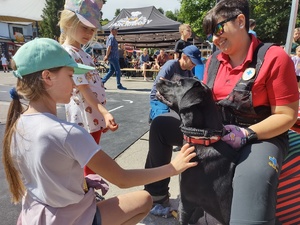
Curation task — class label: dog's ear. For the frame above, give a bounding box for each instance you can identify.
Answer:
[178,79,212,109]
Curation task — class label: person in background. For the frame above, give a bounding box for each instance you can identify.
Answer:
[153,48,169,70]
[148,45,203,123]
[59,0,118,176]
[140,48,151,81]
[102,26,127,90]
[3,37,198,225]
[291,45,300,91]
[132,51,140,69]
[291,27,300,55]
[1,53,9,73]
[248,18,257,37]
[118,43,126,68]
[174,24,192,59]
[145,2,298,224]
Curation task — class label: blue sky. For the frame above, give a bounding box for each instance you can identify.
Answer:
[102,0,181,20]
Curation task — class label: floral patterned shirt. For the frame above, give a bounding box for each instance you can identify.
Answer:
[63,44,106,133]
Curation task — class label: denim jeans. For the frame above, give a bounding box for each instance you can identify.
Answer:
[149,99,170,121]
[102,57,121,86]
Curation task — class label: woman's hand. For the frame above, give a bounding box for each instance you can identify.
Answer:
[170,143,198,174]
[221,125,248,149]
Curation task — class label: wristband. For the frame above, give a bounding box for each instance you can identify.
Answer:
[245,127,258,143]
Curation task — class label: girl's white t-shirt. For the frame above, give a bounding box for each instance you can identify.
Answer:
[63,44,107,133]
[12,113,101,224]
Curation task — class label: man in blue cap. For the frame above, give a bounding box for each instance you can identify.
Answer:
[149,45,203,122]
[102,26,127,90]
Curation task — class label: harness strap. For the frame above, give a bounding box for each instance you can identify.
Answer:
[180,125,226,137]
[206,43,275,90]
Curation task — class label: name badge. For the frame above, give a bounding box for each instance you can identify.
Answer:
[242,68,256,80]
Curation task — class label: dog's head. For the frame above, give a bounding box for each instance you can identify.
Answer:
[156,77,222,129]
[156,77,213,112]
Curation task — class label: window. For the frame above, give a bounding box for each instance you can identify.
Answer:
[13,27,23,35]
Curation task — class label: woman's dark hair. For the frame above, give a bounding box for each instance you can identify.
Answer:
[203,0,250,36]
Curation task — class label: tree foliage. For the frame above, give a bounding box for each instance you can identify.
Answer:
[165,10,179,21]
[178,0,300,44]
[114,9,121,18]
[39,0,64,40]
[158,7,164,15]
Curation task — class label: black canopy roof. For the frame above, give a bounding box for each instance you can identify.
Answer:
[98,6,183,48]
[101,6,181,35]
[98,6,204,49]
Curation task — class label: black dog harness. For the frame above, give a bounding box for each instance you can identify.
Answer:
[182,43,274,147]
[206,43,274,127]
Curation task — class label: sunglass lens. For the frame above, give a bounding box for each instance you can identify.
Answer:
[215,24,224,36]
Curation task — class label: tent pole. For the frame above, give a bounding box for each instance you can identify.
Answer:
[284,0,299,55]
[35,21,39,37]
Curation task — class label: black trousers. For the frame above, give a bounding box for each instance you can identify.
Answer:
[144,111,182,196]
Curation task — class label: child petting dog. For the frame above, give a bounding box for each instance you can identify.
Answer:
[3,37,197,225]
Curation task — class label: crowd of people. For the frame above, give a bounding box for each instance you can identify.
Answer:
[2,0,300,225]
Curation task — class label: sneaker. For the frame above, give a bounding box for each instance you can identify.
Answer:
[117,85,127,90]
[152,194,170,207]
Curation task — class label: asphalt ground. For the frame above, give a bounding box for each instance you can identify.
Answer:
[0,71,220,225]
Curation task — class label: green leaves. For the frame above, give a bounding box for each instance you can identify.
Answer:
[178,0,300,44]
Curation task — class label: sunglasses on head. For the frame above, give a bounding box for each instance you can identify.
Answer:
[207,15,239,42]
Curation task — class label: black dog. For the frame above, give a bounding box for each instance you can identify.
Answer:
[156,77,239,225]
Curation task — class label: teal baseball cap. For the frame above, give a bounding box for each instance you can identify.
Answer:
[12,38,95,79]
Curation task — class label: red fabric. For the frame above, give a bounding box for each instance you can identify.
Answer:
[84,130,102,176]
[203,36,299,107]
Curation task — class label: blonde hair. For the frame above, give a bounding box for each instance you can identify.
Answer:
[58,9,97,45]
[3,62,61,203]
[294,27,300,32]
[179,24,191,33]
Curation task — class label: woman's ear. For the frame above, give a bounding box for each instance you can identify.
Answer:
[237,14,246,29]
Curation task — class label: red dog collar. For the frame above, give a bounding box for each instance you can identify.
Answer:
[183,134,221,146]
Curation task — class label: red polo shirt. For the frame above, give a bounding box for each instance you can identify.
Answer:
[203,36,299,107]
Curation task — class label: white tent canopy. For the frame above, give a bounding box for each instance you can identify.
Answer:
[0,0,46,22]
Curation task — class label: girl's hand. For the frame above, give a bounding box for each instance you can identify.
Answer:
[170,144,198,175]
[103,113,118,132]
[85,174,109,195]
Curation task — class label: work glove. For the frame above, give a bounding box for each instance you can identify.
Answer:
[221,125,248,150]
[85,174,109,196]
